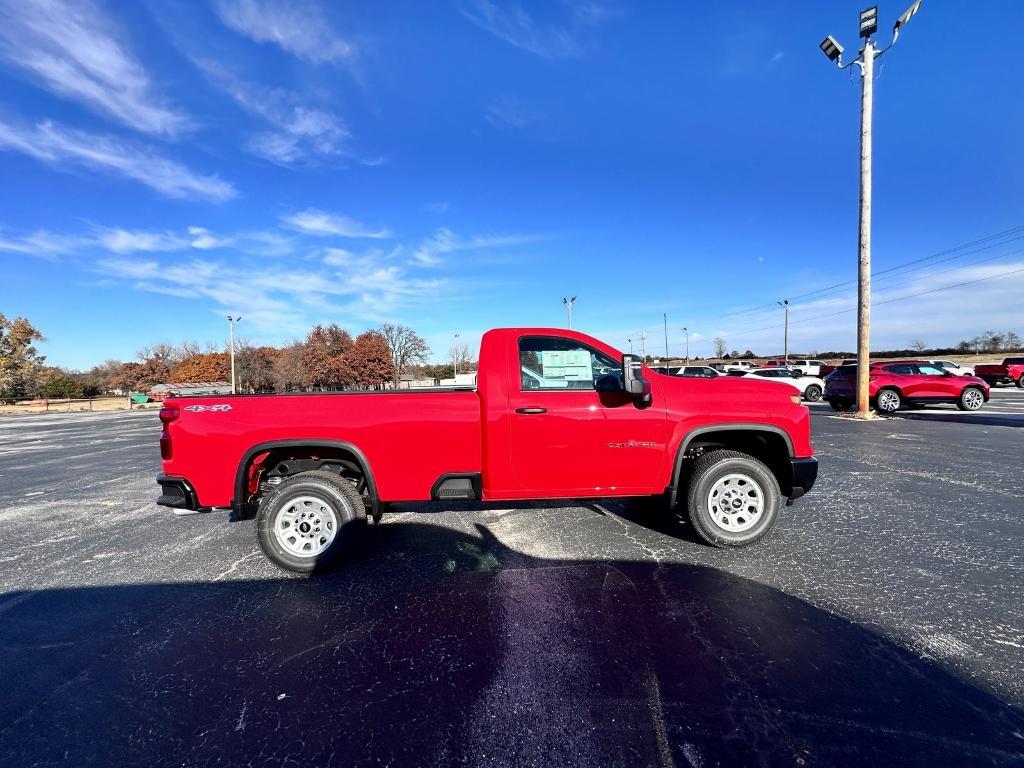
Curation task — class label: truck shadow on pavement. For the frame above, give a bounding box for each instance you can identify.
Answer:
[1,521,1022,768]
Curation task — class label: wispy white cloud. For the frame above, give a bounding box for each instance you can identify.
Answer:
[281,208,391,239]
[194,58,350,166]
[423,201,450,215]
[0,118,236,201]
[666,261,1024,357]
[459,0,611,58]
[96,251,445,333]
[412,227,541,266]
[0,0,188,136]
[213,0,356,64]
[0,228,84,258]
[96,228,188,254]
[484,95,540,131]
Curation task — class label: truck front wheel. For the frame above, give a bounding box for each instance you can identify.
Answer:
[256,470,366,573]
[685,450,780,547]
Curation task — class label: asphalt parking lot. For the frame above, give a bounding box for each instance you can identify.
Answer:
[1,397,1022,767]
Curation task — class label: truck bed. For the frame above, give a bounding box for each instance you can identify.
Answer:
[162,390,483,507]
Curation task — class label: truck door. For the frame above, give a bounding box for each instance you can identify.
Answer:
[507,335,667,496]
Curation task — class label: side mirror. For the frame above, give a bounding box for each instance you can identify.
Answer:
[621,354,652,404]
[595,374,622,393]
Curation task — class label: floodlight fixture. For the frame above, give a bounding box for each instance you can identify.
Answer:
[859,6,878,38]
[819,35,843,63]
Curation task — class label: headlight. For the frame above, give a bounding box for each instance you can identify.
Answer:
[790,394,802,405]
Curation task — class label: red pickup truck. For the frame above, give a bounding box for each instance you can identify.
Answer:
[157,328,817,572]
[974,357,1024,388]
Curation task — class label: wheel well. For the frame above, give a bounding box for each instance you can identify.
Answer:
[674,429,793,501]
[234,441,379,521]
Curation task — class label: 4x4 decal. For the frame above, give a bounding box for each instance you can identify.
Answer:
[183,404,232,413]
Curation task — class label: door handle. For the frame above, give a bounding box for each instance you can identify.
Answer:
[515,407,547,414]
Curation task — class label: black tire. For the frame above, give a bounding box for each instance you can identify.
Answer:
[875,388,902,413]
[685,450,781,548]
[256,470,366,573]
[957,386,985,411]
[804,384,822,402]
[1017,376,1024,389]
[829,400,848,412]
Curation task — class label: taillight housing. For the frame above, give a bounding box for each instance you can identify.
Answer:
[159,405,179,460]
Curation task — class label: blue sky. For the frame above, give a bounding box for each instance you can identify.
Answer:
[1,0,1023,368]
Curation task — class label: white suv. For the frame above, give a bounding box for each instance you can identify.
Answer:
[929,359,975,376]
[790,359,827,377]
[723,360,757,372]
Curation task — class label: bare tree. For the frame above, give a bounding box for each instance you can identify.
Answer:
[1004,330,1021,351]
[453,343,475,371]
[713,336,727,359]
[908,338,926,352]
[378,323,430,387]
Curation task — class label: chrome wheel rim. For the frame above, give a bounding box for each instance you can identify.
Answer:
[274,495,338,557]
[878,391,900,412]
[963,389,983,410]
[707,473,764,533]
[806,386,821,402]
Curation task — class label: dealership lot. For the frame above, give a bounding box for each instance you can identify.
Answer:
[0,406,1022,766]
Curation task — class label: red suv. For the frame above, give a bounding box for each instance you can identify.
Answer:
[824,360,990,413]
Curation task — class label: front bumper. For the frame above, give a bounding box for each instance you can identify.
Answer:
[788,457,818,504]
[156,474,198,511]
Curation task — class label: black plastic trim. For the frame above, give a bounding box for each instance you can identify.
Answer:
[788,457,819,503]
[156,474,198,510]
[430,472,482,501]
[233,439,380,520]
[668,424,796,508]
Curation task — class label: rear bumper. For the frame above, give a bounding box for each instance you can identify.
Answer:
[788,457,818,503]
[156,474,198,511]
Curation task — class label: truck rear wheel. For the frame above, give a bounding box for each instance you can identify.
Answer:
[685,450,780,547]
[1017,375,1024,389]
[256,470,366,573]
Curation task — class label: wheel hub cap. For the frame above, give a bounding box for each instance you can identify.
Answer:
[274,495,338,558]
[707,473,765,533]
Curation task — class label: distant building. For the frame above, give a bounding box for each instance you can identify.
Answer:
[397,373,437,389]
[148,381,231,399]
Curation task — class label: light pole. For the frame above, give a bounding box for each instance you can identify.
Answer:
[628,338,633,355]
[778,300,789,363]
[819,1,923,416]
[452,333,460,378]
[561,295,576,329]
[681,327,689,362]
[226,315,241,394]
[640,331,647,362]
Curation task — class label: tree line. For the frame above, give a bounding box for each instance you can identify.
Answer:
[1,314,476,403]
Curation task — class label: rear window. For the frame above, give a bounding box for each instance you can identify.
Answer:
[1004,358,1024,365]
[831,366,857,377]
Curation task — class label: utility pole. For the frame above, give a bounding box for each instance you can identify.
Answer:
[628,338,633,355]
[640,331,647,362]
[681,327,689,362]
[819,1,922,416]
[561,295,576,329]
[452,333,460,378]
[663,313,669,358]
[226,315,240,394]
[778,300,789,363]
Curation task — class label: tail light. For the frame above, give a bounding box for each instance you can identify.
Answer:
[159,405,179,460]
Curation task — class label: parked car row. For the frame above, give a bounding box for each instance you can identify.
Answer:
[650,364,824,402]
[822,360,991,413]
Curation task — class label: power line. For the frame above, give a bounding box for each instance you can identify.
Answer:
[716,223,1024,322]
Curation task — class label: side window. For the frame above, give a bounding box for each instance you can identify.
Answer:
[916,364,944,376]
[884,364,914,375]
[519,337,621,391]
